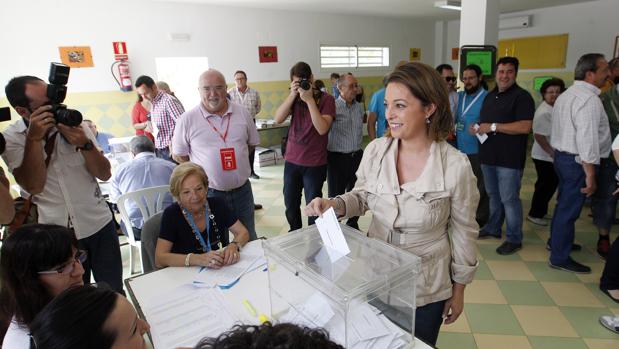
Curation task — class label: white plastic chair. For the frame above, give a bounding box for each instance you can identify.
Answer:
[116,185,170,275]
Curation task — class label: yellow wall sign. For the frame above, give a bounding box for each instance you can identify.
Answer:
[409,48,421,61]
[498,34,568,70]
[58,46,94,68]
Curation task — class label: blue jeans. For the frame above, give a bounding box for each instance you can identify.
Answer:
[550,151,587,264]
[283,161,327,231]
[481,165,524,243]
[208,180,257,241]
[78,219,124,294]
[592,157,618,231]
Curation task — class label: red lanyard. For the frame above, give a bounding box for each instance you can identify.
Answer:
[205,113,232,143]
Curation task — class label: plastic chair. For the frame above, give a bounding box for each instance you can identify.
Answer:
[140,212,162,274]
[116,185,170,275]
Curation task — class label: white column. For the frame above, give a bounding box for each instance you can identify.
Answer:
[459,0,500,47]
[434,20,448,66]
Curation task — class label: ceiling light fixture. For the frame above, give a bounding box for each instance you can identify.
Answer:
[434,0,462,11]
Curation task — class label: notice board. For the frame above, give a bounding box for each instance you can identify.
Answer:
[498,34,569,70]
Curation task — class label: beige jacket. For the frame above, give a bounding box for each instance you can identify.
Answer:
[339,138,479,306]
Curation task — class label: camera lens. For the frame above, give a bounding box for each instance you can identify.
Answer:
[299,80,311,91]
[55,107,83,127]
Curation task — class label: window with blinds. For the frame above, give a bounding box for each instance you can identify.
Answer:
[320,45,389,69]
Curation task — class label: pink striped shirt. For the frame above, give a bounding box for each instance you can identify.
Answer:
[150,91,185,149]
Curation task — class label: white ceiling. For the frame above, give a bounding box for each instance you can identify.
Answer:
[153,0,595,19]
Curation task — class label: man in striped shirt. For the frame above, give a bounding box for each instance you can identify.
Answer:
[228,70,261,180]
[135,75,185,162]
[327,73,364,229]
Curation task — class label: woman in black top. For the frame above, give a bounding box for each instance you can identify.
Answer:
[155,162,249,269]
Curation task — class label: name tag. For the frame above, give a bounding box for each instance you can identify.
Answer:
[220,148,237,171]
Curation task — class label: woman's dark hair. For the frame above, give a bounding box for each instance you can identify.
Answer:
[386,62,453,141]
[314,79,326,90]
[540,77,566,95]
[0,224,78,333]
[290,62,312,81]
[29,285,118,349]
[194,322,344,349]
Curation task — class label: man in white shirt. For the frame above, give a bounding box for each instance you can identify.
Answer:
[549,53,610,274]
[110,135,175,240]
[2,75,123,292]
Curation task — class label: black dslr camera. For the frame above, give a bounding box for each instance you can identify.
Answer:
[47,62,82,127]
[298,78,312,91]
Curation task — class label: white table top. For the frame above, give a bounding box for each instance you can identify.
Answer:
[125,241,433,349]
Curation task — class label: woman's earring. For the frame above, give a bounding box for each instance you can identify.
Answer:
[425,117,431,124]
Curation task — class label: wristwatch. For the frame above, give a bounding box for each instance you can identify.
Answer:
[77,140,94,151]
[490,123,497,134]
[230,241,242,252]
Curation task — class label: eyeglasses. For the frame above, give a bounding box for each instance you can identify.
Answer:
[38,250,87,275]
[445,77,457,82]
[200,86,226,93]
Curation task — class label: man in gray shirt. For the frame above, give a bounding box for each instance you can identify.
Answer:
[327,73,364,229]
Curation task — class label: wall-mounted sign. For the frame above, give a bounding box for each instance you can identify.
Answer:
[259,46,278,63]
[113,42,128,61]
[409,48,421,61]
[58,46,94,68]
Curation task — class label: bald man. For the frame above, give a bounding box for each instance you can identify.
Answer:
[172,69,260,240]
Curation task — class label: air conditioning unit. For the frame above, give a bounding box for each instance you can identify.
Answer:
[499,15,531,30]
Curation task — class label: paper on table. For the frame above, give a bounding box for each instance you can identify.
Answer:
[193,241,266,288]
[142,284,237,349]
[315,207,350,262]
[279,292,335,328]
[473,123,488,144]
[350,303,391,341]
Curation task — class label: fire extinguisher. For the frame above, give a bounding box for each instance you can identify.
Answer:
[111,60,133,92]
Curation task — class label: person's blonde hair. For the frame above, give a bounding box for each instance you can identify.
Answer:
[385,62,453,141]
[169,162,209,200]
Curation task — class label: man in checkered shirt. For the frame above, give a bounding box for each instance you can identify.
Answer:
[135,75,185,162]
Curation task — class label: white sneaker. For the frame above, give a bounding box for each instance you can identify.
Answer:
[527,215,548,226]
[599,315,619,334]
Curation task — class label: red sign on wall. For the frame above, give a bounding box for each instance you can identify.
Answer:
[113,42,128,61]
[258,46,278,63]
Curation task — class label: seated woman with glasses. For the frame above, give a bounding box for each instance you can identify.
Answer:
[29,284,149,349]
[155,162,250,269]
[0,224,87,348]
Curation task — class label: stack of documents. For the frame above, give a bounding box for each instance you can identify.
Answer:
[142,285,238,349]
[279,292,409,349]
[192,241,267,288]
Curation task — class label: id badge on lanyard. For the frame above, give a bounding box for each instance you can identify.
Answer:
[220,148,237,171]
[204,112,237,171]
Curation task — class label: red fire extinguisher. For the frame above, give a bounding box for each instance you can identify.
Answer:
[111,60,133,92]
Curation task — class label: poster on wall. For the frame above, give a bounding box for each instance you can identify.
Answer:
[409,48,421,61]
[259,46,278,63]
[58,46,94,68]
[614,36,619,58]
[451,48,459,60]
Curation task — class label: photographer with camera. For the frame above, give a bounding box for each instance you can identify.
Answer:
[1,68,123,294]
[274,62,335,231]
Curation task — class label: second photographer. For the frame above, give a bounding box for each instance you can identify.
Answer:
[1,69,123,293]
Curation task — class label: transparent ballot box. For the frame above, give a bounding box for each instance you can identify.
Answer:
[263,224,421,348]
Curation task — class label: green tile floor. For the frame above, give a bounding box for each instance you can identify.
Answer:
[113,148,618,349]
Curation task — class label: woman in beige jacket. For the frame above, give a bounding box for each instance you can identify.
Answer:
[306,62,479,346]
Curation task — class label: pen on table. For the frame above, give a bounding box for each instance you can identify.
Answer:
[243,299,257,317]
